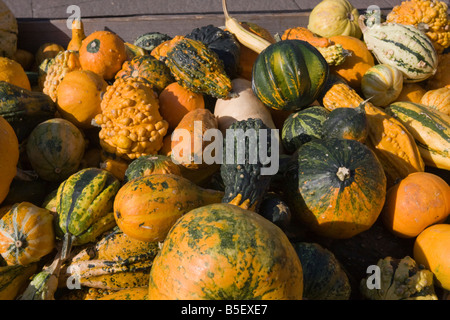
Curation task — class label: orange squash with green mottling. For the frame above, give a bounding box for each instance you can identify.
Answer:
[147,203,303,300]
[113,174,224,242]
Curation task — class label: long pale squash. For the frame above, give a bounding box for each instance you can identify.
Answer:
[385,102,450,170]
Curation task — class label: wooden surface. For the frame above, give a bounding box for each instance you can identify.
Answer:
[1,0,407,53]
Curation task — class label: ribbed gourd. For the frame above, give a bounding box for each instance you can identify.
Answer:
[42,50,82,102]
[163,37,233,99]
[385,101,450,170]
[359,16,438,83]
[60,229,160,290]
[221,118,275,211]
[54,168,121,260]
[93,77,169,161]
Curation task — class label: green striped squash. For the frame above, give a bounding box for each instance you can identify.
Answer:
[359,18,438,83]
[385,101,450,170]
[55,167,121,260]
[252,40,329,111]
[0,264,37,300]
[281,106,329,154]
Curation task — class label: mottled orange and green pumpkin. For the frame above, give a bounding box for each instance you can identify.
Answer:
[285,138,387,239]
[114,174,224,242]
[147,203,303,300]
[0,202,55,266]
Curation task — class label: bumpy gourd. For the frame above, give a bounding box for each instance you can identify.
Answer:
[42,50,81,102]
[163,37,232,99]
[386,0,450,53]
[94,77,169,161]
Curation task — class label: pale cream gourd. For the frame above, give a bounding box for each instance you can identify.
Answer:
[214,78,276,134]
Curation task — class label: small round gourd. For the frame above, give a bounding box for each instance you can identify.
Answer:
[361,64,404,107]
[26,118,86,182]
[322,102,368,142]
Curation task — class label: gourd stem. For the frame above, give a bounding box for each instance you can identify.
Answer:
[336,167,351,181]
[222,0,230,21]
[61,233,74,262]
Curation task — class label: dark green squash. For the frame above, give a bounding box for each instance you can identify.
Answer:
[292,242,351,300]
[281,105,329,154]
[252,39,329,111]
[322,102,368,142]
[0,81,56,142]
[54,167,121,260]
[133,32,172,52]
[284,138,386,239]
[220,118,275,211]
[186,24,241,79]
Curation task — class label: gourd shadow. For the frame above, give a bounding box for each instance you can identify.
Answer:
[17,20,71,55]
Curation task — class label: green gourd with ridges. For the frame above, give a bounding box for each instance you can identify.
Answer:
[55,167,121,260]
[281,105,329,154]
[285,138,386,239]
[385,101,450,170]
[164,37,232,99]
[0,81,56,142]
[251,39,329,111]
[186,24,241,79]
[115,55,174,94]
[0,264,38,300]
[359,17,438,83]
[220,118,274,212]
[292,242,351,300]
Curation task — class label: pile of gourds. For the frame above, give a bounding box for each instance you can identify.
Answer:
[0,0,449,300]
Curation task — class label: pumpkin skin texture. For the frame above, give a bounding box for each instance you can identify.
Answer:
[395,83,427,103]
[381,172,450,238]
[285,138,386,239]
[329,35,375,90]
[56,69,108,129]
[0,116,18,205]
[26,118,86,182]
[292,242,350,300]
[114,174,224,242]
[147,203,303,300]
[252,40,329,111]
[0,202,55,266]
[307,0,362,39]
[79,31,128,80]
[420,87,450,116]
[0,57,31,91]
[414,224,450,290]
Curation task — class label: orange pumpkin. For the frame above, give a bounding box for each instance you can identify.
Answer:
[0,116,19,205]
[158,82,205,131]
[329,35,375,90]
[35,42,64,66]
[56,69,108,129]
[0,202,55,266]
[414,223,450,290]
[79,31,128,80]
[381,172,450,238]
[147,203,303,300]
[113,174,223,242]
